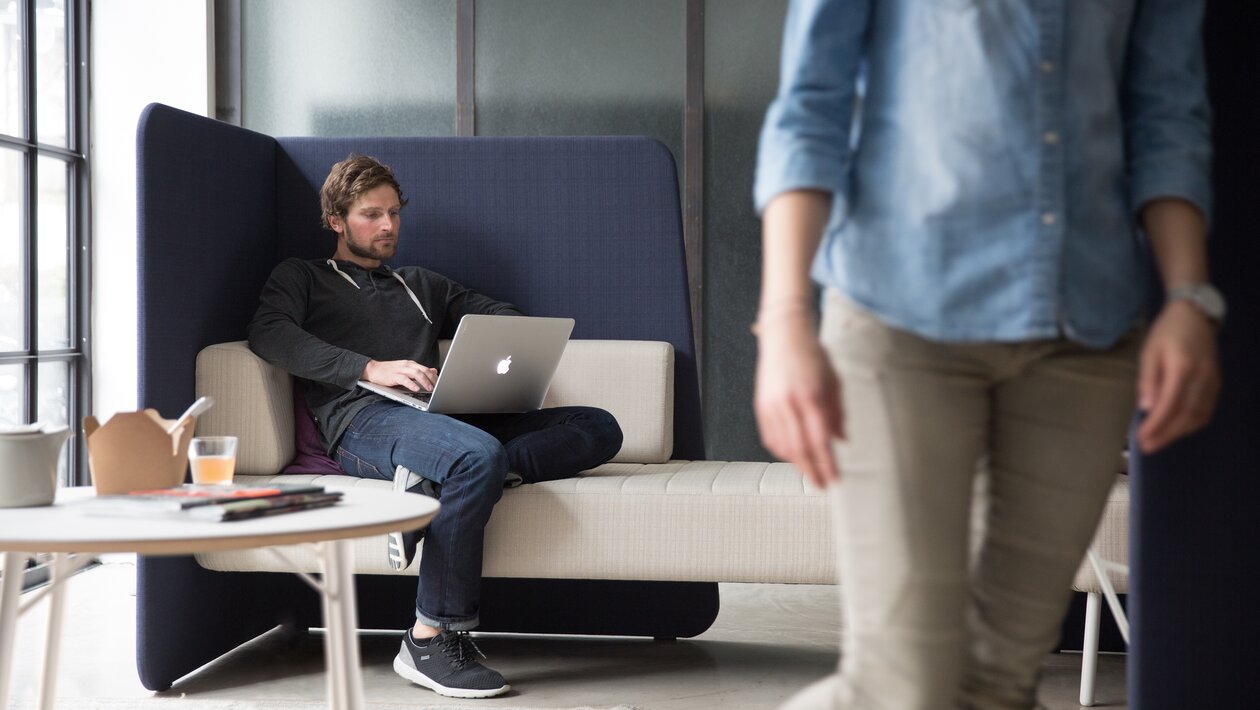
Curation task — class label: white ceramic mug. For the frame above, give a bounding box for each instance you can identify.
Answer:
[0,426,71,507]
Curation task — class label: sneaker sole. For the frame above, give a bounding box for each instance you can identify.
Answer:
[392,656,511,699]
[388,466,416,571]
[386,531,409,570]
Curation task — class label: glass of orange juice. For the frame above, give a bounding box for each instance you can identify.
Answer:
[188,436,238,485]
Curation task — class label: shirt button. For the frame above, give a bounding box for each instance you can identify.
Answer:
[1041,61,1056,73]
[1044,131,1059,144]
[1042,212,1057,226]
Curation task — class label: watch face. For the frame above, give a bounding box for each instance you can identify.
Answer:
[1199,289,1226,316]
[1173,284,1226,322]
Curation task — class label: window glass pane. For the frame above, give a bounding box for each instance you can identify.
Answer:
[35,0,67,147]
[0,363,23,426]
[37,360,69,480]
[37,155,68,349]
[0,147,24,352]
[1,0,21,138]
[36,359,65,425]
[476,0,683,164]
[242,0,457,136]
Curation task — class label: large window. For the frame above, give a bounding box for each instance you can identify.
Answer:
[0,0,89,482]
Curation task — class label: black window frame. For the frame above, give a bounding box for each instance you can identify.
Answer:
[0,0,92,485]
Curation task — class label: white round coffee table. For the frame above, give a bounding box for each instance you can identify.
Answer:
[0,486,439,710]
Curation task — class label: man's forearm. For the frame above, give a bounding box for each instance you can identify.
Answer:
[248,315,370,389]
[1141,197,1209,290]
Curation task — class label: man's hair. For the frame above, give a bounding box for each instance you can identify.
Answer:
[320,153,408,231]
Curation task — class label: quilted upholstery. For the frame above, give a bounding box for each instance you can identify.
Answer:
[197,462,833,584]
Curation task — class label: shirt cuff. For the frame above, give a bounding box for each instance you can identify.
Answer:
[1129,165,1214,230]
[753,143,850,217]
[337,353,373,389]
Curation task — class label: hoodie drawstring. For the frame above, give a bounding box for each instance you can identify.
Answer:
[389,271,434,324]
[326,259,433,324]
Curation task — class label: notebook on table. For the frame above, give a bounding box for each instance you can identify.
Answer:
[357,314,575,414]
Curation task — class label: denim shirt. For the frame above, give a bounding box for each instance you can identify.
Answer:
[754,0,1212,348]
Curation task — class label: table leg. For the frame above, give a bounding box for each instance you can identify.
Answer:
[37,553,71,710]
[0,552,30,710]
[317,539,365,710]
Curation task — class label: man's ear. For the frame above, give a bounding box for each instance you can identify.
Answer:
[328,214,344,234]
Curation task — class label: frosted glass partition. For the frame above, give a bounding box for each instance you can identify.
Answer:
[475,0,683,163]
[702,0,786,461]
[242,0,457,137]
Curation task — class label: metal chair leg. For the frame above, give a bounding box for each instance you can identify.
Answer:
[1080,591,1102,706]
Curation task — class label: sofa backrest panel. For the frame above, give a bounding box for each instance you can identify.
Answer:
[137,104,703,460]
[136,104,279,420]
[276,136,703,459]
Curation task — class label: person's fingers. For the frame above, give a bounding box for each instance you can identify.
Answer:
[780,398,823,487]
[757,406,788,464]
[1138,348,1225,453]
[1145,367,1221,452]
[1136,349,1183,451]
[798,395,840,485]
[1136,341,1161,413]
[415,366,438,391]
[401,370,423,391]
[387,362,434,392]
[752,342,845,488]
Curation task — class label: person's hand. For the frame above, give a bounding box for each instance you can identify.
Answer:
[753,318,845,488]
[363,359,438,393]
[1134,300,1221,454]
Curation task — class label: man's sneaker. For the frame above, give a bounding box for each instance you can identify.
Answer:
[387,466,441,571]
[394,630,510,698]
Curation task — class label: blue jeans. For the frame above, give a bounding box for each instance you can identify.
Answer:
[334,401,623,630]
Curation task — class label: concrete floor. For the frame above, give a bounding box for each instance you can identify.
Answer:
[5,555,1126,709]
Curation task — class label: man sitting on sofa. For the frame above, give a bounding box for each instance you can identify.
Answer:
[247,154,624,699]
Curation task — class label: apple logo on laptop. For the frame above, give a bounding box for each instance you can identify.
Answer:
[496,356,512,375]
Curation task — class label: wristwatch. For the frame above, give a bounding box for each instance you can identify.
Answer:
[1166,283,1227,326]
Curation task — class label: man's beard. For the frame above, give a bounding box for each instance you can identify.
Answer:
[345,232,398,261]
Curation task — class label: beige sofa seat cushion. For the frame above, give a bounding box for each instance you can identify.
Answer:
[1072,475,1129,593]
[196,460,834,585]
[194,339,675,471]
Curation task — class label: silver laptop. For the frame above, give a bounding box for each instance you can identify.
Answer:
[357,314,574,414]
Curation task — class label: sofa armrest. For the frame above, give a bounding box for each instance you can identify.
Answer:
[543,340,674,464]
[195,341,293,475]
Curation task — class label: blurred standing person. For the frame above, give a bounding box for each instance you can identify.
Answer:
[753,1,1221,708]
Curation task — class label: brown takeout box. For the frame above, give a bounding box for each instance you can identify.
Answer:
[83,409,196,494]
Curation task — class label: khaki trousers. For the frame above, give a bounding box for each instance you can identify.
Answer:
[783,291,1139,710]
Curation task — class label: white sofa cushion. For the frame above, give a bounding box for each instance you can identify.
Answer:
[196,461,834,585]
[194,339,676,471]
[195,342,294,475]
[1072,475,1129,593]
[542,339,673,463]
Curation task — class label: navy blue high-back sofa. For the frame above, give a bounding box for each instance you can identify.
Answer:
[134,103,715,690]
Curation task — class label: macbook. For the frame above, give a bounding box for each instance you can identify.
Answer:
[357,314,574,414]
